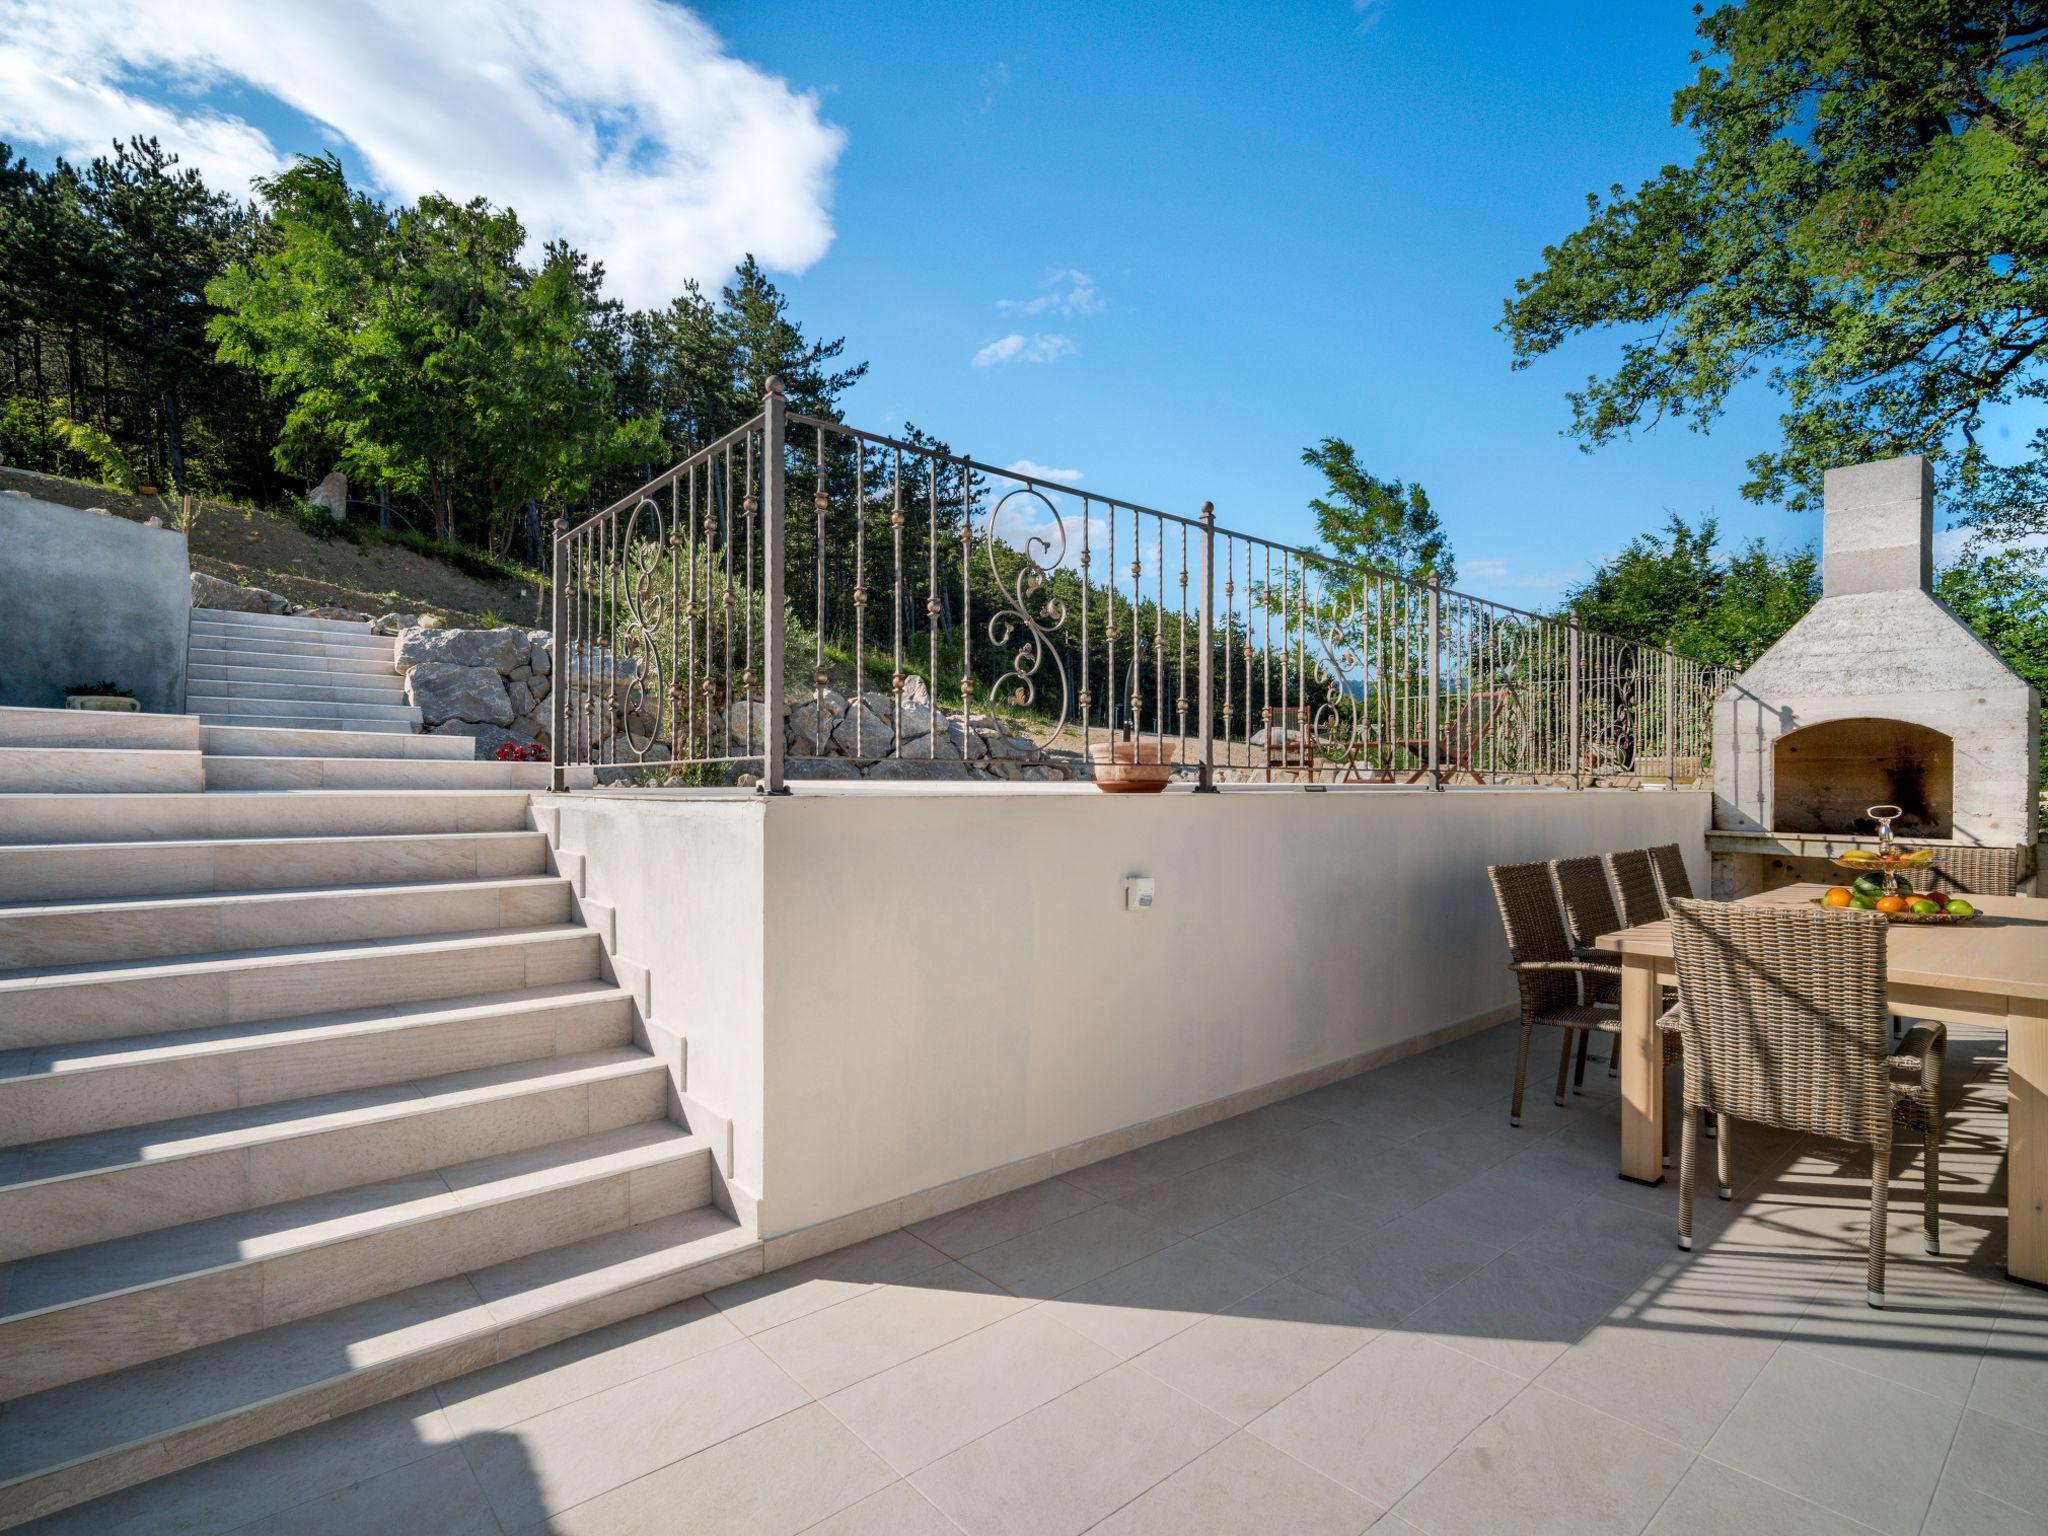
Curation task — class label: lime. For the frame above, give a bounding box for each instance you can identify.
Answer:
[1945,900,1975,918]
[1910,899,1939,914]
[1851,894,1876,910]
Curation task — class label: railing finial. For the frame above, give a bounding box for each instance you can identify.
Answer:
[765,374,786,399]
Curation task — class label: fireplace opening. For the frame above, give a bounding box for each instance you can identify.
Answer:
[1771,718,1953,838]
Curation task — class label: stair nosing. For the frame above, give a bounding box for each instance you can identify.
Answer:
[0,874,568,920]
[0,1122,711,1328]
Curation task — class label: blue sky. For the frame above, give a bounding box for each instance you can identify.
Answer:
[11,0,2023,604]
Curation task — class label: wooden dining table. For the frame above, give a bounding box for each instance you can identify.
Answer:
[1595,883,2048,1285]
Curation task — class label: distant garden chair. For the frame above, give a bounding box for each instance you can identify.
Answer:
[1666,898,1944,1306]
[1647,842,1694,904]
[1487,860,1681,1134]
[1606,847,1667,927]
[1396,687,1515,783]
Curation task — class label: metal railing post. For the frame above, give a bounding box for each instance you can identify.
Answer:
[760,377,789,795]
[548,516,566,793]
[1663,641,1677,789]
[1196,501,1216,792]
[1567,614,1581,790]
[1424,573,1442,790]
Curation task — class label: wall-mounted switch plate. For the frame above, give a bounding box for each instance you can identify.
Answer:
[1124,876,1154,912]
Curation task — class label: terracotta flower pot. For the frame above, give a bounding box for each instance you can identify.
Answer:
[1088,738,1178,793]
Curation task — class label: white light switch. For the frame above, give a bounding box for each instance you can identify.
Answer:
[1124,877,1154,912]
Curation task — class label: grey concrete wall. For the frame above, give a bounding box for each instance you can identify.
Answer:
[0,496,189,712]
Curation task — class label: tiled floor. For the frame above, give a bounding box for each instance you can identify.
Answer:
[23,1021,2047,1535]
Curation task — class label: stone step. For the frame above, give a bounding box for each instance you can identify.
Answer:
[194,712,415,734]
[0,708,200,752]
[190,608,383,639]
[0,923,600,1048]
[203,755,551,791]
[0,1205,753,1528]
[198,723,472,761]
[187,627,393,660]
[0,747,205,794]
[0,982,633,1143]
[0,1047,665,1262]
[0,788,534,846]
[187,694,419,724]
[185,673,409,705]
[0,829,549,902]
[0,874,572,969]
[0,1121,710,1401]
[187,646,394,678]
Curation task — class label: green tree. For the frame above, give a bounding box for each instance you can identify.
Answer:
[1562,514,1820,669]
[1502,2,2048,541]
[1300,437,1454,584]
[1937,544,2048,696]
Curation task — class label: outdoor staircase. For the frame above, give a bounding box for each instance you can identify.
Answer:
[186,606,422,734]
[0,617,752,1529]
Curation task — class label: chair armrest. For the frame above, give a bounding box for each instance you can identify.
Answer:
[1512,959,1620,979]
[1890,1023,1947,1086]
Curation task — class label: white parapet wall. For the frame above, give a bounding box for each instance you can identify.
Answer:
[554,784,1711,1242]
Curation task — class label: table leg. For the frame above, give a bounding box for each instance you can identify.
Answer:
[2010,1005,2047,1286]
[1619,955,1664,1185]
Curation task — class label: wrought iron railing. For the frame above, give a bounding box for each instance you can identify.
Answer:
[550,378,1733,791]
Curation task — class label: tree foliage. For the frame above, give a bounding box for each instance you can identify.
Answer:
[1560,514,1821,669]
[1503,1,2048,539]
[1301,437,1455,584]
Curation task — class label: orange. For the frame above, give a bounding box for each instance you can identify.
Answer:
[1822,887,1853,907]
[1875,895,1907,913]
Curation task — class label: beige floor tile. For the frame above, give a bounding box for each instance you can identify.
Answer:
[709,1228,946,1335]
[1406,1250,1628,1379]
[1406,1165,1590,1252]
[461,1336,808,1530]
[1247,1332,1520,1509]
[1511,1193,1692,1294]
[530,1402,893,1536]
[908,1178,1101,1259]
[1056,1131,1234,1202]
[1533,1302,1786,1452]
[1110,1153,1306,1237]
[909,1364,1231,1536]
[1944,1408,2048,1518]
[1920,1475,2041,1536]
[1041,1236,1280,1359]
[801,1479,964,1535]
[433,1296,739,1437]
[1088,1430,1379,1535]
[1290,1216,1498,1327]
[1133,1279,1379,1425]
[960,1202,1180,1299]
[232,1445,499,1536]
[1969,1305,2048,1436]
[1391,1385,1693,1536]
[1242,1118,1400,1187]
[1782,1259,2001,1406]
[823,1307,1119,1475]
[752,1261,1028,1396]
[1198,1180,1395,1272]
[1704,1345,1963,1536]
[1643,1456,1875,1535]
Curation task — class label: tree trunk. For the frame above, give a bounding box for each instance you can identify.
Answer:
[162,388,188,495]
[378,483,391,529]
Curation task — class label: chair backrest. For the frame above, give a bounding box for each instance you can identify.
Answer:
[1487,860,1579,1014]
[1552,856,1621,951]
[1896,843,2021,898]
[1647,843,1694,902]
[1667,898,1892,1144]
[1606,848,1665,927]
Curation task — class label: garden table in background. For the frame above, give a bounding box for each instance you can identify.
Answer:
[1595,883,2048,1286]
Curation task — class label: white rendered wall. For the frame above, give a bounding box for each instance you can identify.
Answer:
[562,785,1711,1237]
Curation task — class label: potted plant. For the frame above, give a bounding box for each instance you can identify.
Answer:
[64,680,139,712]
[1087,735,1178,792]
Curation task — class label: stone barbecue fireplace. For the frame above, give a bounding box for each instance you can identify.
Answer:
[1710,456,2040,897]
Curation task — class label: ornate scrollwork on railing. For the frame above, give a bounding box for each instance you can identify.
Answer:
[983,486,1071,747]
[611,495,670,761]
[1303,569,1367,778]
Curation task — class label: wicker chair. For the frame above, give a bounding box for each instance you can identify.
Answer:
[1666,898,1945,1307]
[1488,860,1680,1129]
[1606,848,1666,927]
[1893,843,2024,899]
[1647,842,1694,902]
[1552,856,1625,1093]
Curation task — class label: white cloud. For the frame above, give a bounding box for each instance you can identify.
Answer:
[0,0,844,308]
[972,332,1075,368]
[1462,556,1586,592]
[998,268,1102,317]
[1002,459,1084,485]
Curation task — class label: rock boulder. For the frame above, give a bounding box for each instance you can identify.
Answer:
[395,626,529,676]
[406,661,514,727]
